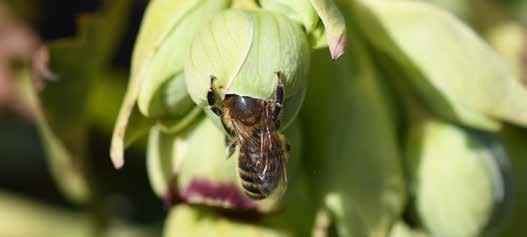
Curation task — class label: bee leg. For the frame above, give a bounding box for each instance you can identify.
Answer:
[272,72,284,126]
[224,135,237,159]
[208,75,223,117]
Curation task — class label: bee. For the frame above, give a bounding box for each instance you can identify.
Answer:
[207,72,288,200]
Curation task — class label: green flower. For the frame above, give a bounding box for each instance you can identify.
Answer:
[184,9,310,130]
[147,115,303,213]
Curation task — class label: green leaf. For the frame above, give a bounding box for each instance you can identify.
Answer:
[352,0,527,130]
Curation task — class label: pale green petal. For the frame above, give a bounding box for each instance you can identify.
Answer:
[146,115,303,212]
[136,0,230,117]
[259,0,319,32]
[486,22,527,85]
[405,119,509,237]
[0,192,157,237]
[419,0,472,20]
[176,117,240,196]
[352,0,527,130]
[111,0,228,168]
[146,125,177,198]
[388,221,429,237]
[164,205,288,237]
[301,44,405,236]
[324,194,368,237]
[262,172,316,236]
[310,0,346,59]
[185,9,310,130]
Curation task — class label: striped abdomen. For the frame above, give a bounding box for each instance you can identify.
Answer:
[238,149,281,200]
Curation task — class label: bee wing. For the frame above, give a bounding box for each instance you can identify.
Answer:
[254,126,288,195]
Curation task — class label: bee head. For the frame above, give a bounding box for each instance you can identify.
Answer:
[224,95,263,126]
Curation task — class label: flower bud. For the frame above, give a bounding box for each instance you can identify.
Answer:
[185,9,310,130]
[147,115,303,213]
[405,119,511,237]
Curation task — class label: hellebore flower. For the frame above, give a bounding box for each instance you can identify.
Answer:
[111,0,347,167]
[147,115,303,213]
[184,9,311,131]
[112,0,347,215]
[108,0,527,236]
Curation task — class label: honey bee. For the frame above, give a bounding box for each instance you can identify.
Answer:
[207,72,288,200]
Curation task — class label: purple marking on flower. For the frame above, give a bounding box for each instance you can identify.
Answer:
[179,179,257,209]
[163,191,173,209]
[331,33,346,61]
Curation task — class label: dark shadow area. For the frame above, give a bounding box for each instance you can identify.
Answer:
[0,0,165,226]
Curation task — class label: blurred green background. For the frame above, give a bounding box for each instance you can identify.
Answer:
[0,1,164,236]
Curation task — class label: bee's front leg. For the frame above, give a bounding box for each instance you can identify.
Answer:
[272,72,284,127]
[224,135,238,159]
[273,73,284,118]
[207,75,223,117]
